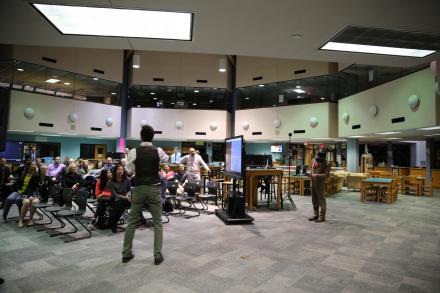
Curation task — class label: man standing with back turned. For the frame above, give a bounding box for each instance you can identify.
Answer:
[122,125,169,265]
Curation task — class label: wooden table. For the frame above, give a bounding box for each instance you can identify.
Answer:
[245,169,283,210]
[294,176,310,196]
[361,178,392,202]
[416,176,426,195]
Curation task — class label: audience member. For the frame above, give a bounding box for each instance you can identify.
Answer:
[62,165,84,190]
[103,157,115,171]
[78,159,89,176]
[179,148,210,180]
[108,164,131,233]
[47,156,65,179]
[86,160,104,177]
[35,158,42,171]
[124,148,130,161]
[2,162,37,223]
[175,164,187,184]
[93,169,112,228]
[170,147,181,164]
[0,157,12,206]
[160,164,175,181]
[19,165,52,227]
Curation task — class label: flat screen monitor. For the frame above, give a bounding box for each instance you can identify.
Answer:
[271,145,283,153]
[224,135,244,180]
[0,141,23,162]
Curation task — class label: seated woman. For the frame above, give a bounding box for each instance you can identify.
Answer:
[108,164,131,233]
[86,160,104,177]
[2,162,37,224]
[62,165,85,191]
[19,165,52,227]
[160,164,176,181]
[93,169,112,228]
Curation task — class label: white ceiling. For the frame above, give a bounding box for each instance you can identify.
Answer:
[1,0,439,67]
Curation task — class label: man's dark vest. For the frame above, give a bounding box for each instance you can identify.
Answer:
[135,145,160,185]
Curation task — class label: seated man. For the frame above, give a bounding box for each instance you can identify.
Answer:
[103,157,115,171]
[175,164,187,184]
[47,156,65,180]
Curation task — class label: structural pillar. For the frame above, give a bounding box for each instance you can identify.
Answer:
[335,142,342,166]
[426,138,435,187]
[347,138,359,172]
[387,142,393,167]
[117,50,132,152]
[230,56,237,137]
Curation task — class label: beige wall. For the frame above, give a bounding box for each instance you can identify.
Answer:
[132,51,230,89]
[236,56,336,87]
[338,68,437,137]
[235,103,338,142]
[128,108,230,141]
[13,45,123,82]
[9,90,121,137]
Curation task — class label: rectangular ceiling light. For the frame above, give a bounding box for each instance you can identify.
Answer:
[45,78,60,83]
[349,135,366,138]
[376,131,401,135]
[321,42,435,58]
[32,3,193,41]
[417,126,440,130]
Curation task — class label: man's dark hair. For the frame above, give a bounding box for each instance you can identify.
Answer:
[317,151,326,159]
[140,125,155,142]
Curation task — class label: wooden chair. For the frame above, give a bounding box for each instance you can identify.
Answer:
[403,176,420,196]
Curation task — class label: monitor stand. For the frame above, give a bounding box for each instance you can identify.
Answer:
[215,178,254,225]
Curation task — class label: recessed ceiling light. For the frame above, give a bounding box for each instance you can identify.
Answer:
[297,96,302,99]
[17,68,24,72]
[32,4,193,41]
[194,89,199,93]
[213,88,217,90]
[153,97,157,100]
[320,97,325,100]
[64,82,70,85]
[150,92,155,95]
[192,103,197,106]
[45,78,60,84]
[258,84,264,87]
[290,34,302,39]
[293,86,306,94]
[321,41,435,58]
[167,89,172,92]
[349,135,366,138]
[171,102,175,105]
[417,126,440,130]
[209,100,214,103]
[111,92,117,95]
[245,97,250,100]
[376,131,401,135]
[93,77,99,81]
[52,75,58,78]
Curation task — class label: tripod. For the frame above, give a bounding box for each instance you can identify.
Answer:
[283,133,296,209]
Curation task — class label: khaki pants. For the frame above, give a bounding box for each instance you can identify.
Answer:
[311,183,326,219]
[122,185,162,258]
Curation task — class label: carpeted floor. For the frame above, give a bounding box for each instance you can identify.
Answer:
[1,190,440,293]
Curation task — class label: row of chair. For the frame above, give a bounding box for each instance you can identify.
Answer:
[32,185,92,242]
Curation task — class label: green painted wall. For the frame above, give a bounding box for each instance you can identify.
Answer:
[7,133,116,160]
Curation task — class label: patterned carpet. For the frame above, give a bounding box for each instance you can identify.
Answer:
[1,190,440,293]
